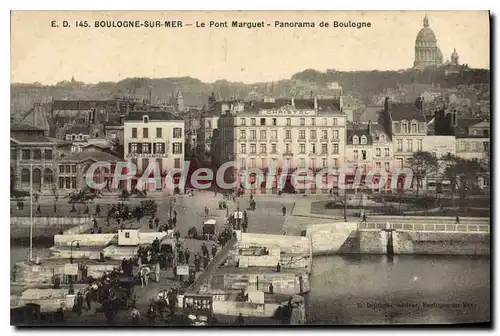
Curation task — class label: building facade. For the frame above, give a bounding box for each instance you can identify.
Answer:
[217,97,346,193]
[11,124,70,194]
[123,112,185,191]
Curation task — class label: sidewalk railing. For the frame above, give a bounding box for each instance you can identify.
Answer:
[357,222,490,233]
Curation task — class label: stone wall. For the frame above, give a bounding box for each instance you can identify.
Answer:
[239,233,310,255]
[305,222,358,255]
[210,272,309,295]
[212,300,280,317]
[53,233,116,247]
[11,216,92,239]
[357,229,388,254]
[393,231,490,255]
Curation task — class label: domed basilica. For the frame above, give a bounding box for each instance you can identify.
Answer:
[413,14,444,69]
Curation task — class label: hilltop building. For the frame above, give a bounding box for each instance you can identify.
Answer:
[413,14,444,69]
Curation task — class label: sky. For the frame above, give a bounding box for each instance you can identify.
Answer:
[11,10,490,84]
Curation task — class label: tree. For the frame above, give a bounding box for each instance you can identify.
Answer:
[445,158,484,205]
[411,151,438,197]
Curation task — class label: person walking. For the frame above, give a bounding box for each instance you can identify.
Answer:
[211,244,218,259]
[184,248,191,264]
[282,205,286,216]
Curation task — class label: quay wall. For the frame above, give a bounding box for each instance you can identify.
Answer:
[54,234,116,247]
[210,272,310,295]
[212,300,280,318]
[11,216,92,239]
[238,233,310,255]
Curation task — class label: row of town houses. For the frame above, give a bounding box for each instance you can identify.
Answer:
[10,93,490,195]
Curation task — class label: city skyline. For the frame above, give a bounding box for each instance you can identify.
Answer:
[11,11,489,85]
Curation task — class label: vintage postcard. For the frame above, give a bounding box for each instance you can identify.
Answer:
[10,10,490,326]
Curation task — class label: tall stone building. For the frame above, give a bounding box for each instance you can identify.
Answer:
[413,14,443,69]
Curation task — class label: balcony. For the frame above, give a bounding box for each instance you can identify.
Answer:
[298,137,307,143]
[331,137,340,142]
[238,137,247,142]
[320,137,329,143]
[270,137,279,143]
[284,138,293,142]
[283,152,294,157]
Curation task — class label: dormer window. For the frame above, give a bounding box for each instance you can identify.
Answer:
[78,134,83,140]
[71,134,76,141]
[411,122,417,133]
[360,135,367,145]
[143,115,149,123]
[94,131,99,138]
[352,135,359,145]
[401,122,408,134]
[379,134,385,142]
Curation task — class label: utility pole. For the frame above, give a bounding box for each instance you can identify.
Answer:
[29,163,33,262]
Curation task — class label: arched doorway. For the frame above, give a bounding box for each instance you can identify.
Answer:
[32,168,41,191]
[21,168,30,188]
[43,168,53,186]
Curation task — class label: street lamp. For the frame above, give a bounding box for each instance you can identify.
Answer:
[69,240,80,295]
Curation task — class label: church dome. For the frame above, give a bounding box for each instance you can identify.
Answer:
[451,48,458,58]
[415,14,437,42]
[416,27,436,42]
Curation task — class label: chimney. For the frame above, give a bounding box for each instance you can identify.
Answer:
[384,97,389,114]
[313,96,318,110]
[291,96,295,107]
[367,120,372,134]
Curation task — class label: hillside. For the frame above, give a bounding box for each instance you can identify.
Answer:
[10,67,490,120]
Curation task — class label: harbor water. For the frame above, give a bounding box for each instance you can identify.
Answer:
[11,245,490,324]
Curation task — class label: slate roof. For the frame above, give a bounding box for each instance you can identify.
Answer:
[125,111,183,121]
[346,126,372,145]
[10,133,69,145]
[356,105,382,123]
[59,149,121,163]
[11,123,43,132]
[387,103,426,122]
[66,124,91,134]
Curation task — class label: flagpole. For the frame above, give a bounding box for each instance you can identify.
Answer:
[29,162,33,262]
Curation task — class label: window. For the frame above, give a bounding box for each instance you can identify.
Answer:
[207,120,212,129]
[174,158,181,168]
[250,144,256,154]
[71,134,76,141]
[21,169,30,183]
[484,141,490,152]
[417,139,422,151]
[311,118,316,126]
[299,130,306,139]
[300,158,306,168]
[397,139,403,152]
[132,128,137,138]
[58,165,64,174]
[22,149,30,160]
[58,176,64,189]
[483,129,489,137]
[143,128,149,138]
[333,130,339,139]
[360,135,367,145]
[401,123,408,133]
[322,130,328,140]
[251,118,256,126]
[240,130,246,139]
[286,118,291,126]
[240,144,246,154]
[250,130,256,140]
[71,177,77,189]
[173,143,183,154]
[311,158,316,169]
[271,144,277,153]
[352,136,359,145]
[322,158,327,168]
[379,134,385,142]
[333,158,338,168]
[250,158,256,168]
[272,118,277,126]
[260,118,266,126]
[385,148,390,157]
[361,150,367,160]
[299,144,306,153]
[332,144,339,154]
[33,150,42,160]
[321,144,327,154]
[376,162,381,169]
[71,165,76,174]
[260,130,266,140]
[143,116,149,123]
[322,118,327,126]
[311,144,316,154]
[142,158,149,171]
[65,165,71,174]
[44,149,53,160]
[376,148,381,157]
[411,123,417,133]
[173,128,182,138]
[310,130,317,139]
[130,143,138,153]
[285,144,291,153]
[300,118,305,126]
[110,132,117,139]
[240,158,246,169]
[260,144,266,153]
[333,118,338,126]
[154,143,165,154]
[125,232,130,238]
[261,158,266,168]
[285,130,291,140]
[354,150,359,160]
[271,130,277,139]
[407,139,413,152]
[240,118,246,126]
[385,162,390,171]
[139,143,149,154]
